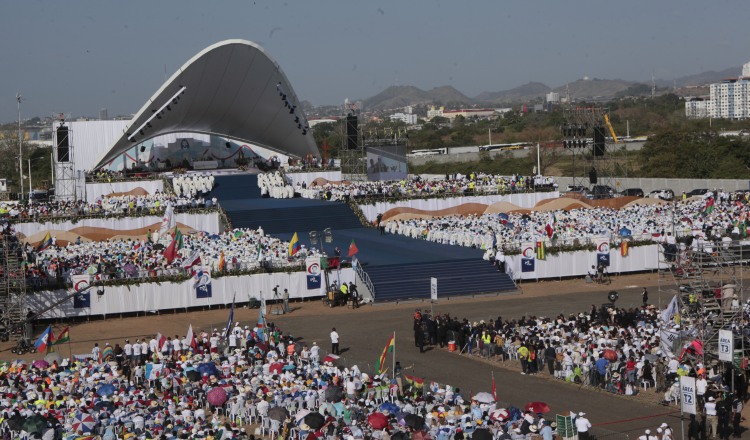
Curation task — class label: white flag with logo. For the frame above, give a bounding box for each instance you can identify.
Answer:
[159,203,175,237]
[660,295,679,323]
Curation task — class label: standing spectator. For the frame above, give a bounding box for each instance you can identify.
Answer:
[705,397,718,439]
[641,287,649,307]
[330,327,340,355]
[575,412,591,440]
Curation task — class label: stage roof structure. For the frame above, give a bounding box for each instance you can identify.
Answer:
[94,39,318,169]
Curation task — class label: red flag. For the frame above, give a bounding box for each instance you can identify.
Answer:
[544,223,554,239]
[186,324,197,351]
[348,239,359,257]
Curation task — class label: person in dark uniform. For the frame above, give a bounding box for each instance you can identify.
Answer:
[415,322,426,353]
[641,287,649,307]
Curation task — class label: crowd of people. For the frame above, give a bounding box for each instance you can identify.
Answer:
[384,191,750,251]
[1,192,217,222]
[267,174,557,202]
[258,172,295,199]
[21,226,313,288]
[411,300,747,439]
[0,314,616,440]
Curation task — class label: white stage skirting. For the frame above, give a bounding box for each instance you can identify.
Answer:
[85,180,165,203]
[14,212,221,243]
[359,192,560,222]
[507,244,659,280]
[285,171,343,187]
[28,268,354,319]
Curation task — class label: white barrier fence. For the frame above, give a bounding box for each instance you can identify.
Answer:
[506,244,659,280]
[28,268,354,319]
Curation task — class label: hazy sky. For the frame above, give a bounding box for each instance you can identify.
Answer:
[1,0,748,123]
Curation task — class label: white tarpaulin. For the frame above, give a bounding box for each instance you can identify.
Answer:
[14,212,221,244]
[26,268,354,319]
[507,244,659,280]
[358,192,559,222]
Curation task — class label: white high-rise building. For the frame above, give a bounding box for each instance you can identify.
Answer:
[546,92,560,103]
[742,61,750,78]
[709,78,750,119]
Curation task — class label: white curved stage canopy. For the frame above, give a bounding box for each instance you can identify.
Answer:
[94,39,318,169]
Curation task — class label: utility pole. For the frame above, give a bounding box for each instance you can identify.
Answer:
[16,93,23,199]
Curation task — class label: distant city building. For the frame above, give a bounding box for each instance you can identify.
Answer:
[685,97,710,119]
[533,104,544,113]
[427,106,444,119]
[546,92,560,103]
[99,108,108,120]
[307,117,339,127]
[404,106,413,115]
[694,61,750,120]
[709,78,750,119]
[389,112,418,125]
[442,108,496,120]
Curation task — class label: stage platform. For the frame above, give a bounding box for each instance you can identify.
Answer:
[212,174,517,301]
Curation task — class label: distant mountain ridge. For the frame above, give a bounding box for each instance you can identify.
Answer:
[358,66,741,110]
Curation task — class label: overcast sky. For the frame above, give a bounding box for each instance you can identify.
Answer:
[1,0,748,123]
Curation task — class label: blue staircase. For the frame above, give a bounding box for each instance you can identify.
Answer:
[209,174,262,200]
[229,202,362,235]
[365,259,517,302]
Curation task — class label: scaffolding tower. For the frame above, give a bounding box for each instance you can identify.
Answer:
[658,240,748,370]
[0,235,28,342]
[561,107,617,192]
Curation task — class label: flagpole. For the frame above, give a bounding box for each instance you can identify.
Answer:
[392,331,396,375]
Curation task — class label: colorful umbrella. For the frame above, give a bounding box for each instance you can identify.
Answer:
[97,384,116,397]
[379,401,398,414]
[367,412,388,430]
[32,359,50,369]
[72,412,96,433]
[602,349,618,361]
[524,402,551,414]
[197,362,220,377]
[490,408,509,421]
[207,387,228,406]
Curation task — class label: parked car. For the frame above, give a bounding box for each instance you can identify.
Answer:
[591,185,615,199]
[648,189,675,201]
[685,188,710,197]
[620,188,644,197]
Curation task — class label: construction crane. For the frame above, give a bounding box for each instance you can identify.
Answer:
[604,114,619,143]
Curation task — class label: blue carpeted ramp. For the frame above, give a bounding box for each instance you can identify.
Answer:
[213,174,517,302]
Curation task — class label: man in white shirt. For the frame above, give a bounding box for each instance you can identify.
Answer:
[310,342,320,365]
[575,412,591,440]
[330,328,340,355]
[704,397,718,439]
[123,340,133,362]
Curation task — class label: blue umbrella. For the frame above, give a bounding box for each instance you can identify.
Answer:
[619,227,632,237]
[505,222,515,229]
[97,384,116,397]
[497,213,509,220]
[197,362,220,377]
[209,234,221,240]
[379,401,398,414]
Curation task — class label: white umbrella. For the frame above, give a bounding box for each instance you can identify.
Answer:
[295,409,311,423]
[472,392,495,404]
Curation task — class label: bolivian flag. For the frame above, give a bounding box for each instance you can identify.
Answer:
[54,327,70,345]
[375,332,395,374]
[404,374,424,389]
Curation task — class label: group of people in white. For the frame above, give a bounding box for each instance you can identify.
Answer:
[258,171,295,199]
[172,174,215,198]
[384,193,749,252]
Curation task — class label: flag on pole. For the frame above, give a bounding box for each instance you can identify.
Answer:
[54,327,70,345]
[375,332,395,374]
[404,374,424,389]
[660,295,680,323]
[289,232,301,256]
[34,326,53,353]
[256,242,263,261]
[218,251,226,272]
[156,332,167,351]
[223,296,235,339]
[163,228,183,263]
[544,223,554,239]
[348,239,359,257]
[702,196,715,215]
[159,203,175,238]
[181,250,202,271]
[37,232,53,252]
[186,324,197,351]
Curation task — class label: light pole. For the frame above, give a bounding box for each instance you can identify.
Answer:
[16,93,23,199]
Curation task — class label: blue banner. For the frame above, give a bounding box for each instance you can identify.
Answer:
[597,253,610,267]
[194,267,212,298]
[521,258,535,273]
[307,274,321,289]
[74,292,91,308]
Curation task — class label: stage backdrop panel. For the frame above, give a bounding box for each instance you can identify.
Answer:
[358,192,560,222]
[27,268,354,319]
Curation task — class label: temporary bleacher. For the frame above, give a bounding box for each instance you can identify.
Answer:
[213,173,517,302]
